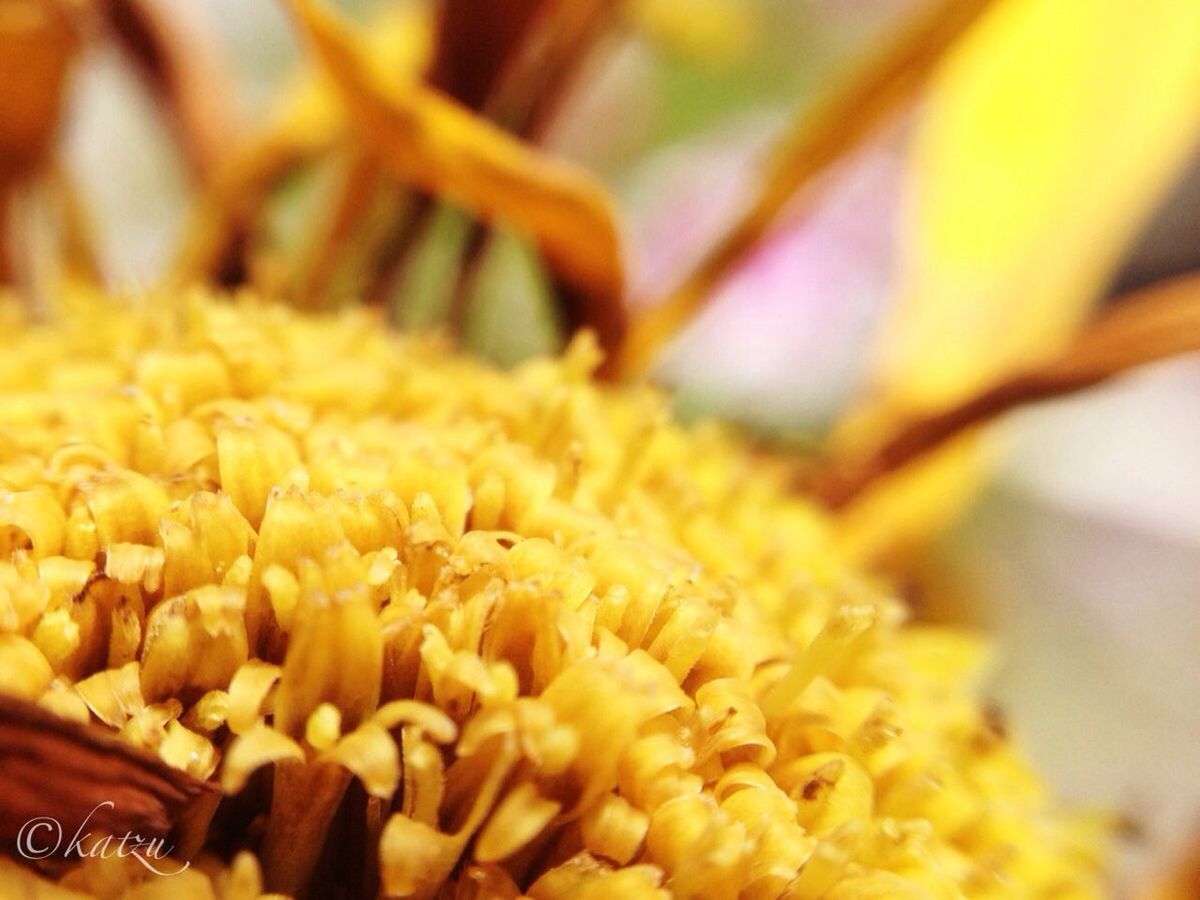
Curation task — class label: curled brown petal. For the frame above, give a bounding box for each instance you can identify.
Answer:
[286,0,627,356]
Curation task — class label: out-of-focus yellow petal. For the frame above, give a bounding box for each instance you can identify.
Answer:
[373,699,458,744]
[225,659,281,735]
[888,0,1200,408]
[75,661,145,727]
[0,488,65,558]
[527,854,669,900]
[836,0,1200,563]
[0,634,54,700]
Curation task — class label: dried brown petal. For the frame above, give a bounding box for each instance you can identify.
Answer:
[0,694,211,852]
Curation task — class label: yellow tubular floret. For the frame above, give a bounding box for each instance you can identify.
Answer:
[0,293,1106,897]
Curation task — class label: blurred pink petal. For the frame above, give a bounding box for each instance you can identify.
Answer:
[625,119,903,425]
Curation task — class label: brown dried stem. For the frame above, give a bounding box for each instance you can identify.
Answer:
[313,0,552,311]
[484,0,619,140]
[443,0,622,343]
[615,0,996,378]
[428,0,551,112]
[811,273,1200,507]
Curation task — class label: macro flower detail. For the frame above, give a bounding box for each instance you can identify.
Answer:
[4,0,1200,894]
[0,295,1105,897]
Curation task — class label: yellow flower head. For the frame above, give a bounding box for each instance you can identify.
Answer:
[0,293,1105,897]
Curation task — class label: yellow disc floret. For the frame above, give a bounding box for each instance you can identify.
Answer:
[0,293,1105,897]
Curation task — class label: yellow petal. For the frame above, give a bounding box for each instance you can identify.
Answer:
[475,782,562,863]
[0,488,65,558]
[158,719,218,780]
[273,574,382,738]
[373,698,458,744]
[139,586,249,705]
[37,676,90,723]
[836,0,1200,561]
[75,661,145,727]
[775,753,874,836]
[305,701,342,751]
[215,422,303,530]
[0,856,89,898]
[888,0,1200,409]
[225,659,281,735]
[104,542,165,592]
[0,633,54,700]
[319,719,399,799]
[379,813,461,898]
[822,871,934,900]
[528,853,669,900]
[82,470,169,548]
[220,722,305,794]
[217,851,267,900]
